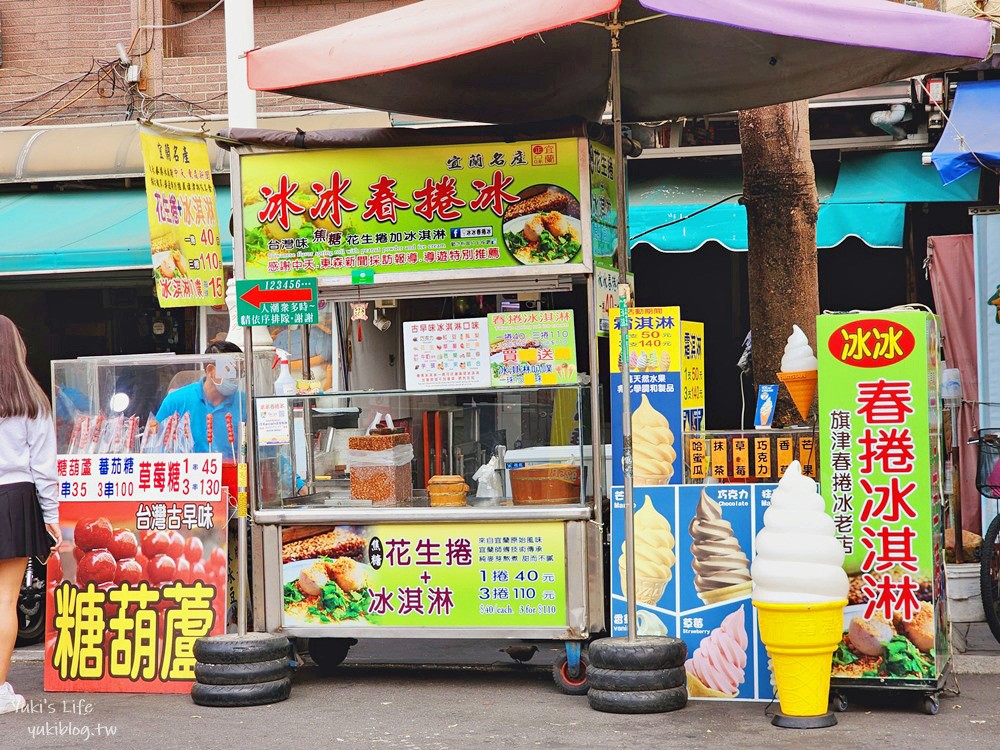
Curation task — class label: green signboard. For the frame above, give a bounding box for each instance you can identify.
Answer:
[817,311,947,687]
[239,138,589,280]
[235,277,318,327]
[281,522,568,628]
[487,310,578,387]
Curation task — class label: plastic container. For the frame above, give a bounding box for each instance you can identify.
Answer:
[510,463,581,505]
[427,475,469,507]
[348,442,414,506]
[946,563,986,623]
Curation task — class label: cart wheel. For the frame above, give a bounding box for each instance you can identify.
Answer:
[552,650,590,696]
[980,514,1000,643]
[16,556,46,647]
[831,692,849,713]
[308,638,356,674]
[923,694,940,716]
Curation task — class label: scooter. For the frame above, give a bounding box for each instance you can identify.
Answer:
[16,556,46,646]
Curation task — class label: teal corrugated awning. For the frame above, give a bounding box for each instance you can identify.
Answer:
[0,188,233,275]
[629,150,978,253]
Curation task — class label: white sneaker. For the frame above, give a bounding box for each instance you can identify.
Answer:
[0,682,26,714]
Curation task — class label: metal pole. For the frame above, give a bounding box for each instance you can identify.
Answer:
[225,0,259,637]
[585,274,604,526]
[951,404,964,564]
[610,18,637,642]
[301,325,316,494]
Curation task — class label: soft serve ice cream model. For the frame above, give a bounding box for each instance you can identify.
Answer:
[777,324,819,422]
[752,460,848,725]
[689,487,752,605]
[619,495,676,605]
[632,394,677,485]
[685,605,749,698]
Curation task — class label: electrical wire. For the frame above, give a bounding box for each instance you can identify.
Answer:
[628,193,744,241]
[137,0,224,30]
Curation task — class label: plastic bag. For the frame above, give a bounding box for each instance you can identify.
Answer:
[473,456,503,500]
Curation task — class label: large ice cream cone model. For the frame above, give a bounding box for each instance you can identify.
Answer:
[619,495,676,605]
[778,325,819,422]
[777,370,818,422]
[751,461,848,719]
[689,488,752,605]
[754,600,846,716]
[685,605,749,699]
[631,395,676,485]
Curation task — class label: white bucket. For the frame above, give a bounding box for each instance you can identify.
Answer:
[945,563,985,623]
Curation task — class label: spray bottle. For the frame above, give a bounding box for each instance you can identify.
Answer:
[272,348,296,396]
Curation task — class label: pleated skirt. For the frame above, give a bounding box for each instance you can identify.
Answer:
[0,482,53,560]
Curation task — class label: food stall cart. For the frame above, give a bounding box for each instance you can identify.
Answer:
[229,121,615,690]
[44,353,242,693]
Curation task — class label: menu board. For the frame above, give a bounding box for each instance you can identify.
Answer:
[45,453,227,693]
[402,318,490,390]
[487,310,577,387]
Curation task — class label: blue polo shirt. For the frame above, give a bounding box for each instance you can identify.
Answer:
[155,379,241,456]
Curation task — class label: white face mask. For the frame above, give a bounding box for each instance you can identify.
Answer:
[214,377,240,396]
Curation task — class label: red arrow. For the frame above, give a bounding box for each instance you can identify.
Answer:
[239,284,313,309]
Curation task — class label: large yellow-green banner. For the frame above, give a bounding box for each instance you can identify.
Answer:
[140,127,225,308]
[239,138,587,281]
[281,522,567,628]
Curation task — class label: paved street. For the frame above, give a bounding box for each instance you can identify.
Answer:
[5,637,1000,750]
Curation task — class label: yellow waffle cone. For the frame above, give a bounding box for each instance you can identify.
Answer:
[620,565,670,605]
[686,670,734,699]
[754,600,846,717]
[777,370,818,422]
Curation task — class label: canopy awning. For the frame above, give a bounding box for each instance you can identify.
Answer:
[0,188,233,275]
[629,150,978,252]
[931,79,1000,186]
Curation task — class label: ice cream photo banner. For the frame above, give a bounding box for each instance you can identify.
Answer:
[609,483,777,702]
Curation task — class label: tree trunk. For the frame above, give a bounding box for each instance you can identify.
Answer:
[738,101,819,427]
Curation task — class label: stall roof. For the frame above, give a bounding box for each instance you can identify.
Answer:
[931,79,1000,186]
[0,188,232,275]
[628,150,978,252]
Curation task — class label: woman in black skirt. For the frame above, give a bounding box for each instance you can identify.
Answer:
[0,315,61,713]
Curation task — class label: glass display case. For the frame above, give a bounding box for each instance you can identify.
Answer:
[52,353,246,459]
[253,385,589,511]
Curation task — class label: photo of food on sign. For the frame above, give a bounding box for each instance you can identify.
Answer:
[832,567,936,680]
[151,232,188,280]
[502,185,582,265]
[282,527,375,626]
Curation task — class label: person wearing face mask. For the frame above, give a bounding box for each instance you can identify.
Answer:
[155,341,243,454]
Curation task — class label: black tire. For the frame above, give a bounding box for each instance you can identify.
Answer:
[552,651,590,696]
[587,665,686,692]
[308,638,356,674]
[191,677,291,707]
[588,637,687,671]
[588,686,688,714]
[193,633,290,665]
[980,514,1000,643]
[16,556,46,647]
[195,658,290,686]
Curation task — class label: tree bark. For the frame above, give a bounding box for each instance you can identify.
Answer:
[738,101,820,427]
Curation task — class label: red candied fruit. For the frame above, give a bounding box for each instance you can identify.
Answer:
[74,517,113,552]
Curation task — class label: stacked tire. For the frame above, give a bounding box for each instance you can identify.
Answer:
[191,633,292,707]
[586,637,688,714]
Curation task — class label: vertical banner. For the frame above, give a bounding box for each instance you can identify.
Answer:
[609,306,683,487]
[45,453,227,693]
[589,138,629,336]
[818,311,947,688]
[609,484,776,701]
[681,321,706,430]
[139,126,225,308]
